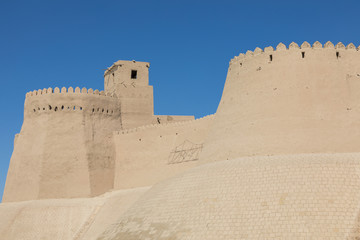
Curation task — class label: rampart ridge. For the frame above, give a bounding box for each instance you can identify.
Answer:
[26,87,118,98]
[116,114,215,135]
[230,41,360,65]
[24,86,120,116]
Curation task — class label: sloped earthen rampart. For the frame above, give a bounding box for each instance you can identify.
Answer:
[0,187,149,240]
[99,153,360,239]
[201,41,360,162]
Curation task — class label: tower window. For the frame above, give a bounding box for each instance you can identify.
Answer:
[131,70,137,79]
[302,52,305,58]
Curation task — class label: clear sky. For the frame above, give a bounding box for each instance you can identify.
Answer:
[1,0,360,201]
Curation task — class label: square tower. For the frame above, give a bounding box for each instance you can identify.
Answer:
[104,60,150,93]
[104,60,154,129]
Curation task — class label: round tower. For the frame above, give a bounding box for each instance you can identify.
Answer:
[3,87,121,202]
[201,41,360,162]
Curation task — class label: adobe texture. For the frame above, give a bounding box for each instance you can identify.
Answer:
[202,41,360,162]
[3,60,194,202]
[98,154,360,239]
[4,88,121,201]
[2,41,360,239]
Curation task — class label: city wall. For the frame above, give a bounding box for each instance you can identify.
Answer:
[113,114,214,190]
[5,45,360,239]
[201,41,360,162]
[3,87,122,202]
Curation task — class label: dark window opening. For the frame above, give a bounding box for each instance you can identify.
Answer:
[131,70,137,79]
[112,73,114,76]
[92,108,95,113]
[336,52,340,59]
[54,107,58,111]
[61,105,64,110]
[302,52,305,58]
[80,107,82,110]
[240,62,242,66]
[269,55,273,61]
[49,105,52,110]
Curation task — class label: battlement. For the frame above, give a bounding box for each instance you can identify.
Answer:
[229,41,359,66]
[24,86,120,117]
[26,87,118,98]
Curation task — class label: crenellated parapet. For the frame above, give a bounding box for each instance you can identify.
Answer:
[24,86,120,117]
[26,87,118,98]
[229,41,360,67]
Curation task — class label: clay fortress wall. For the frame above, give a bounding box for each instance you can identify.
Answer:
[202,41,360,162]
[3,41,360,239]
[2,60,205,203]
[5,87,121,202]
[113,114,214,190]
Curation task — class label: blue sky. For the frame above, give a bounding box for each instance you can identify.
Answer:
[1,0,360,201]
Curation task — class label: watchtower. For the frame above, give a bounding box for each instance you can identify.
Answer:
[104,60,150,92]
[104,60,154,128]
